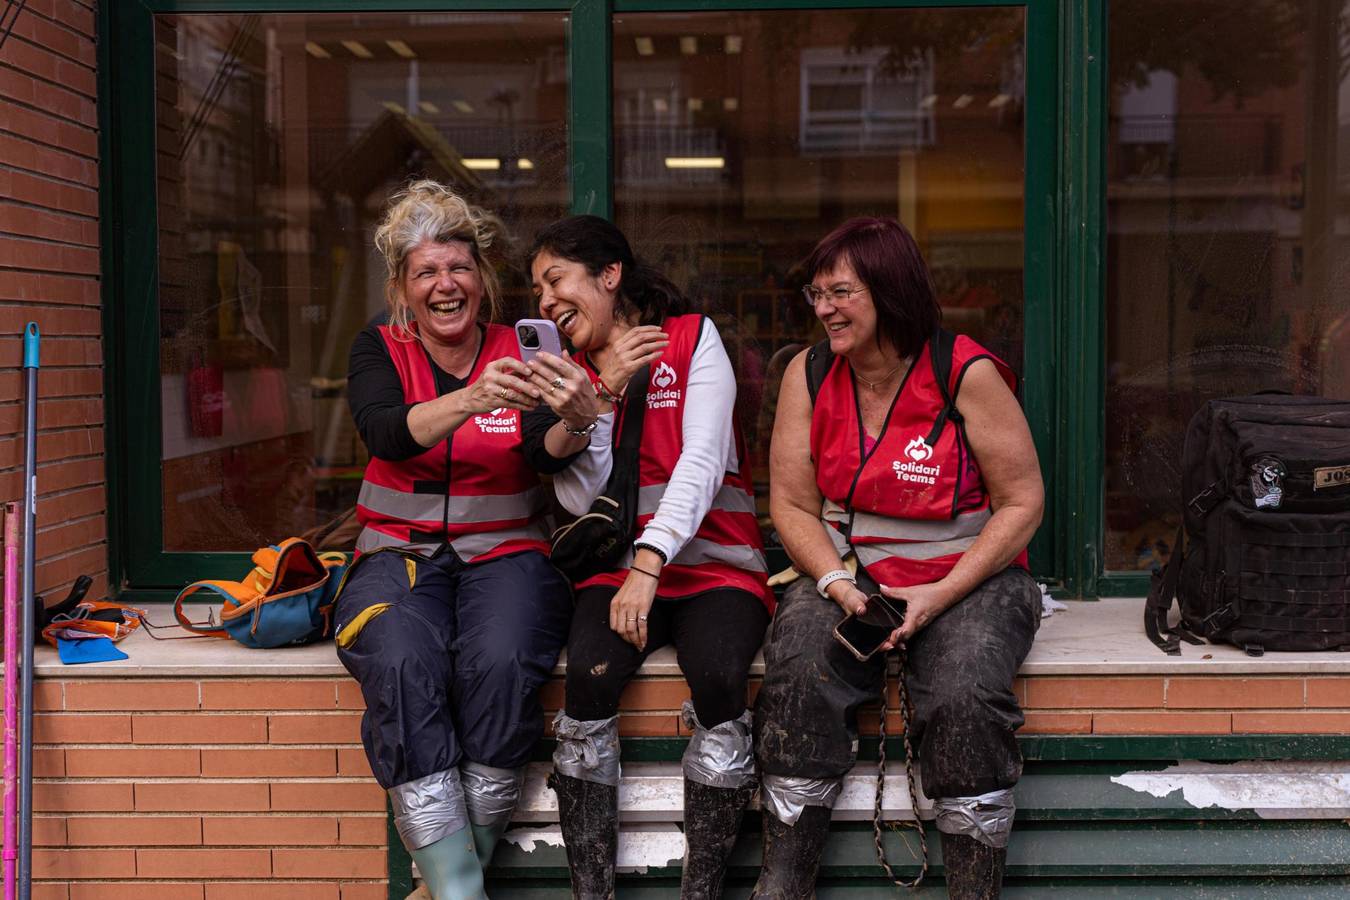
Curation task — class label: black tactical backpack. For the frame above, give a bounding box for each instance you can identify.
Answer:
[1145,394,1350,655]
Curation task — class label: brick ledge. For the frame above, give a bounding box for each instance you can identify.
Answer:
[19,598,1350,678]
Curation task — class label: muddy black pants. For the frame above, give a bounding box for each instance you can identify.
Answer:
[335,548,572,789]
[754,568,1041,799]
[564,585,769,727]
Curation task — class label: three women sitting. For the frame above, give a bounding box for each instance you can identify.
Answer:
[338,179,1040,900]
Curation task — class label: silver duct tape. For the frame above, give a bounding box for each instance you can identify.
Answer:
[759,773,842,826]
[461,761,526,827]
[551,711,621,787]
[933,788,1016,849]
[681,701,756,789]
[388,768,470,850]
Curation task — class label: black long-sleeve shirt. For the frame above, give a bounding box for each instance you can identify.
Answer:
[346,323,580,474]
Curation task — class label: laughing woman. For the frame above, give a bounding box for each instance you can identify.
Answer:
[524,216,773,899]
[753,217,1043,899]
[336,182,598,899]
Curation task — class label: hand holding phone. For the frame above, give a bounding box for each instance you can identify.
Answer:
[515,318,564,364]
[833,593,906,662]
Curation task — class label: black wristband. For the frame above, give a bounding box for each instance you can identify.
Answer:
[633,542,668,565]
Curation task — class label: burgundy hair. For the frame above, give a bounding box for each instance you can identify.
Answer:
[804,217,940,360]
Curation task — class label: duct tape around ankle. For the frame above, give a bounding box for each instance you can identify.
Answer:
[551,711,622,787]
[680,701,756,789]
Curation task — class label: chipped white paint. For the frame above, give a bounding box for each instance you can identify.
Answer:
[503,825,686,872]
[1110,761,1350,819]
[514,761,932,822]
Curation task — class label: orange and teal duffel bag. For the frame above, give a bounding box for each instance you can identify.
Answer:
[173,538,348,649]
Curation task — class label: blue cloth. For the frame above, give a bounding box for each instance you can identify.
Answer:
[57,637,128,665]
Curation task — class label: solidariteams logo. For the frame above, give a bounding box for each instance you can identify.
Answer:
[474,407,517,434]
[648,362,681,409]
[893,436,941,485]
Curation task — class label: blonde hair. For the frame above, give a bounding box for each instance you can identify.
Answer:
[373,180,502,336]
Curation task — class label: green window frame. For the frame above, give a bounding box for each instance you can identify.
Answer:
[98,0,1109,600]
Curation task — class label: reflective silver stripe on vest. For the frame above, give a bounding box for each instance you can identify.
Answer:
[449,525,549,560]
[356,523,548,559]
[852,508,991,543]
[823,503,988,562]
[855,535,978,563]
[670,539,767,573]
[358,482,545,526]
[637,482,757,518]
[355,529,441,556]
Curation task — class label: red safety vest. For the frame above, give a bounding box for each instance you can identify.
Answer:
[810,334,1027,587]
[578,315,773,608]
[355,323,551,562]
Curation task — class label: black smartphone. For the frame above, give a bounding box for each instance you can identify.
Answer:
[833,593,906,662]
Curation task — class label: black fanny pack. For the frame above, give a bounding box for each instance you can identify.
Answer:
[549,366,649,582]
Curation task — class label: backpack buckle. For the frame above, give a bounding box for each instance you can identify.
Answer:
[1200,603,1239,633]
[1187,482,1222,518]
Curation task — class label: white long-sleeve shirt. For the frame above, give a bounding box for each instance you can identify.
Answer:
[553,320,739,565]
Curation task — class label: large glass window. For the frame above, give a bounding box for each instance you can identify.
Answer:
[610,9,1027,496]
[153,13,569,551]
[1104,1,1350,571]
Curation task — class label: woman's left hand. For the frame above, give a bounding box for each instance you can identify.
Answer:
[526,352,599,430]
[877,581,957,650]
[610,568,659,651]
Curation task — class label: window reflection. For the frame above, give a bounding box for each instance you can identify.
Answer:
[611,10,1027,502]
[1105,0,1350,570]
[155,13,569,551]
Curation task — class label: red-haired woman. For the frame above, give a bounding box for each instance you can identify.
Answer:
[754,217,1044,899]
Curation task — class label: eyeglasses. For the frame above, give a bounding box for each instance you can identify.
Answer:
[802,283,869,306]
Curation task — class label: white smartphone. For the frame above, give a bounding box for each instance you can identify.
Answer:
[515,318,564,364]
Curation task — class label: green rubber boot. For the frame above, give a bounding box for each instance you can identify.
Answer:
[409,826,487,900]
[470,822,509,870]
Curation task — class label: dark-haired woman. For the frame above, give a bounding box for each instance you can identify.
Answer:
[523,216,772,899]
[753,218,1043,899]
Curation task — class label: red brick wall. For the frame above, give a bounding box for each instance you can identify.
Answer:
[0,0,109,601]
[31,676,385,899]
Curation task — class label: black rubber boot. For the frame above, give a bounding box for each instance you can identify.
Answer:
[548,771,618,900]
[940,831,1007,899]
[680,778,755,899]
[748,805,831,899]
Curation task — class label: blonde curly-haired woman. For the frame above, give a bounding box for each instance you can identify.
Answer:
[334,181,600,898]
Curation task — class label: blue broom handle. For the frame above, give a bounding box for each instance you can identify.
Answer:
[17,323,38,900]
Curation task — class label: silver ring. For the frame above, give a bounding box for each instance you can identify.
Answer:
[638,615,648,621]
[551,376,565,389]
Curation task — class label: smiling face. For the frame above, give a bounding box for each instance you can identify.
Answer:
[531,250,622,352]
[810,257,877,359]
[399,239,484,349]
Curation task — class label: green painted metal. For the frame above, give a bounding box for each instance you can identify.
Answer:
[596,734,1350,764]
[569,0,612,217]
[1098,571,1151,597]
[144,0,572,9]
[96,0,129,595]
[614,0,1015,9]
[1020,0,1058,579]
[1056,0,1107,597]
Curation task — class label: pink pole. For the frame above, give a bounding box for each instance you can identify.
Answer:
[3,503,17,900]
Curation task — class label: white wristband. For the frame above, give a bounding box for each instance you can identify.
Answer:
[816,569,855,597]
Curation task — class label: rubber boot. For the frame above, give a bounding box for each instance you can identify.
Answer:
[549,771,618,899]
[408,826,487,900]
[748,805,831,899]
[680,778,755,899]
[470,822,508,871]
[940,831,1007,900]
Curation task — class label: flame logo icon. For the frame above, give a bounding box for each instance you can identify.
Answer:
[904,437,933,462]
[652,362,678,389]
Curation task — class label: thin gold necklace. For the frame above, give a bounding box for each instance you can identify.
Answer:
[855,362,902,392]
